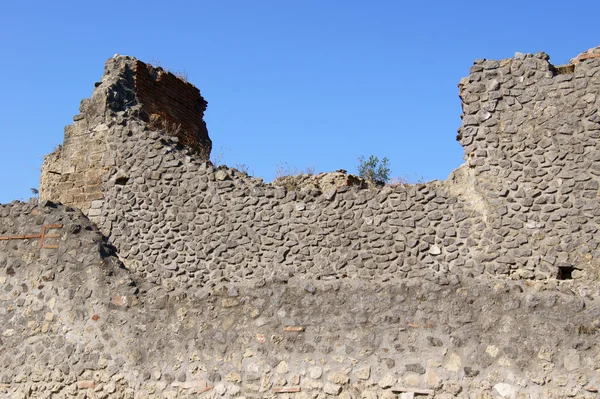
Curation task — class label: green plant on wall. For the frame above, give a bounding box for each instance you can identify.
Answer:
[357,155,391,184]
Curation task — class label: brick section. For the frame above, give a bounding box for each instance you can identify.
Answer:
[40,55,213,216]
[40,122,108,214]
[133,60,212,160]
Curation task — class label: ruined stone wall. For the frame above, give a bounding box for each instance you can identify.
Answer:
[11,48,600,397]
[96,122,486,288]
[39,56,211,213]
[457,51,600,280]
[76,51,600,289]
[1,202,600,399]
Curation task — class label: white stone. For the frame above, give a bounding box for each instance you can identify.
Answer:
[486,345,499,358]
[308,366,322,379]
[324,383,342,395]
[428,245,441,255]
[444,353,461,372]
[494,383,515,397]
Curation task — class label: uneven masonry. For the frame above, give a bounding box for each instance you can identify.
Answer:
[1,48,600,398]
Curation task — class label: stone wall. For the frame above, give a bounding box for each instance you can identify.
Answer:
[60,51,600,289]
[5,48,599,397]
[457,50,600,280]
[1,201,599,399]
[39,56,211,213]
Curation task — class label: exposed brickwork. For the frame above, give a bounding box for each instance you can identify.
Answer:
[39,122,109,213]
[40,55,212,215]
[133,60,212,160]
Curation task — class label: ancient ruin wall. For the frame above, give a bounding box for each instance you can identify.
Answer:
[39,56,211,213]
[133,60,211,158]
[46,51,600,289]
[12,49,600,398]
[1,202,600,399]
[457,51,600,280]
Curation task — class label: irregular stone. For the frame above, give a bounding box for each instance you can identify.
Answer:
[378,374,396,389]
[324,383,342,395]
[444,353,461,372]
[308,366,323,379]
[275,361,290,374]
[494,383,515,397]
[354,366,370,380]
[328,372,350,385]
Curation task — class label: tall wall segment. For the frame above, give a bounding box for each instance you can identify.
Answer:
[40,51,600,287]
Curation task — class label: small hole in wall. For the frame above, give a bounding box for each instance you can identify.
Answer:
[115,176,129,185]
[557,265,574,280]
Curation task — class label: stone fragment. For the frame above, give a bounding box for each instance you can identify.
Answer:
[275,361,289,374]
[444,353,461,372]
[354,366,370,380]
[328,372,350,385]
[225,372,241,383]
[494,383,515,397]
[215,170,230,181]
[324,383,342,395]
[428,245,441,255]
[308,367,322,379]
[378,374,396,389]
[425,369,441,389]
[403,373,420,387]
[464,367,479,377]
[304,283,316,294]
[405,363,425,375]
[564,352,580,371]
[77,381,95,389]
[485,345,499,358]
[537,346,553,362]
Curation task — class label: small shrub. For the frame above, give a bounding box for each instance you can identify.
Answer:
[210,146,228,166]
[305,165,316,175]
[389,173,426,186]
[235,163,253,176]
[149,58,188,82]
[357,155,391,184]
[275,162,300,178]
[275,162,317,178]
[174,70,189,82]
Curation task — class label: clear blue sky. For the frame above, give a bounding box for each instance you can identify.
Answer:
[1,0,598,203]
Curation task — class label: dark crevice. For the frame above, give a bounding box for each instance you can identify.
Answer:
[557,265,574,280]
